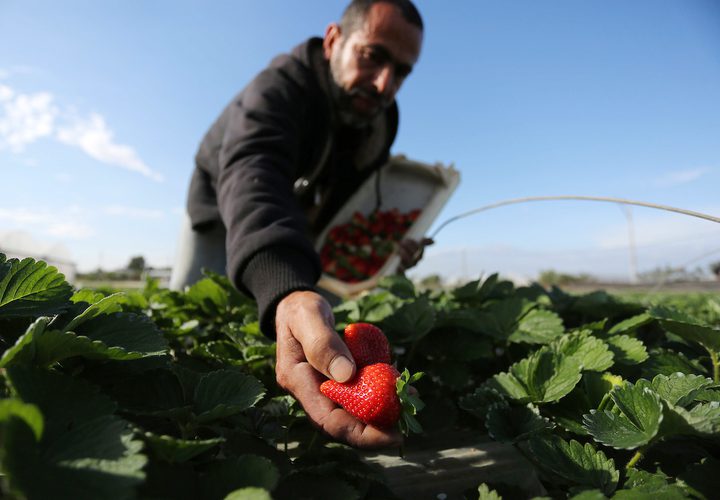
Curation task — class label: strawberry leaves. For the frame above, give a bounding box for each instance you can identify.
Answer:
[583,382,664,450]
[396,369,424,435]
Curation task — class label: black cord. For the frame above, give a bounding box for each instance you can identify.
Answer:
[374,168,383,211]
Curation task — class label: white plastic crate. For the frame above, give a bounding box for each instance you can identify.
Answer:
[315,154,460,297]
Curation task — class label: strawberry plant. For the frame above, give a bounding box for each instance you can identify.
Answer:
[0,252,719,499]
[320,208,420,282]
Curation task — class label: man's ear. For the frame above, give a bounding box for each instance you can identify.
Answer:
[323,23,342,60]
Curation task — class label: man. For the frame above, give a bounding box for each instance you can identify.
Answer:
[171,0,424,448]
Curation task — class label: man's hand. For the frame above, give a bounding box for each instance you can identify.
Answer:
[396,237,434,274]
[274,290,402,448]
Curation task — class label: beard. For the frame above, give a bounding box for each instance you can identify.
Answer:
[328,52,392,128]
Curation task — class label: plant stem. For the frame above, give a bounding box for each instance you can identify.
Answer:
[710,349,720,384]
[405,340,419,367]
[306,430,319,451]
[626,448,645,469]
[597,393,612,412]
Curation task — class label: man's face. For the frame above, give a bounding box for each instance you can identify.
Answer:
[324,2,423,126]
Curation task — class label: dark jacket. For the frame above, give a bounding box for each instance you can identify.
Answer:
[186,37,399,336]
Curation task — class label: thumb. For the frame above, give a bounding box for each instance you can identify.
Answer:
[277,291,356,382]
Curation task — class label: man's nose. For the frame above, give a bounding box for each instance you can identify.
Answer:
[373,64,396,98]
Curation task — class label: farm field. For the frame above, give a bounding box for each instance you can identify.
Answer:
[1,253,719,499]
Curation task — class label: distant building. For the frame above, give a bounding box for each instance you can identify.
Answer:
[142,267,172,287]
[0,231,77,283]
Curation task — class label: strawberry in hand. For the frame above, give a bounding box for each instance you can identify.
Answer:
[321,322,424,435]
[343,322,391,367]
[320,364,424,434]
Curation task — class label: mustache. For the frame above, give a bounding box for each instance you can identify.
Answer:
[346,87,392,108]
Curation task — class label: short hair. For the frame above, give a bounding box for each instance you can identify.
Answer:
[339,0,423,35]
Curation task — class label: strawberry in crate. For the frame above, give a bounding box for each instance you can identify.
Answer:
[320,208,421,283]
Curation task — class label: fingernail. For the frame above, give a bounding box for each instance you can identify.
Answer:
[329,355,354,382]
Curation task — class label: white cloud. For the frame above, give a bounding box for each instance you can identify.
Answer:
[655,167,713,187]
[0,88,57,152]
[410,236,720,285]
[56,113,164,182]
[45,221,94,239]
[0,84,13,100]
[593,207,720,250]
[0,207,53,225]
[0,66,40,81]
[103,205,164,219]
[0,81,163,182]
[0,206,94,240]
[54,172,72,183]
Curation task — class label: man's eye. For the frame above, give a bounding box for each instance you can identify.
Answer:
[364,49,385,65]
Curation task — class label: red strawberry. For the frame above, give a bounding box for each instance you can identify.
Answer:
[320,364,424,434]
[344,323,391,367]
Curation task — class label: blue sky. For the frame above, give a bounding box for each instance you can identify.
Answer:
[1,0,719,282]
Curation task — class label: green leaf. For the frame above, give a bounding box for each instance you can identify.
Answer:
[0,398,44,440]
[475,297,536,341]
[224,488,273,500]
[545,372,623,436]
[6,366,117,441]
[477,483,503,500]
[649,306,720,353]
[377,274,417,298]
[275,473,360,500]
[664,402,720,437]
[613,468,688,499]
[604,335,648,365]
[509,309,565,344]
[442,330,494,361]
[70,288,108,305]
[63,292,125,331]
[564,290,643,322]
[381,296,435,343]
[459,386,506,419]
[485,402,553,443]
[583,382,663,449]
[640,348,707,379]
[550,330,614,372]
[397,369,425,435]
[488,348,582,404]
[647,373,714,407]
[585,372,624,408]
[1,321,164,368]
[193,369,265,423]
[509,309,565,345]
[568,491,607,500]
[144,432,224,463]
[105,368,188,419]
[528,435,619,496]
[185,277,229,315]
[608,313,652,335]
[2,414,146,500]
[0,257,73,317]
[433,307,487,332]
[452,273,506,303]
[679,457,720,500]
[192,340,246,365]
[622,468,672,490]
[0,316,48,367]
[201,455,279,499]
[694,388,720,403]
[69,312,169,356]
